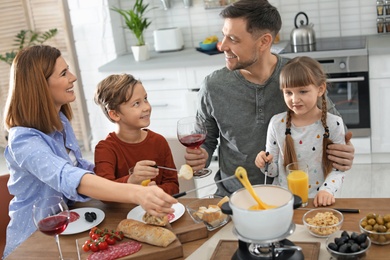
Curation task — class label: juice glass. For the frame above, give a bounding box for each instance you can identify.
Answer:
[286,162,309,207]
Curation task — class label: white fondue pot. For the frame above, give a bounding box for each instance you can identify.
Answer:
[222,185,294,241]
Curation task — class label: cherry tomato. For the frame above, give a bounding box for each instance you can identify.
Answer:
[90,243,99,252]
[106,236,116,245]
[114,231,124,241]
[98,241,108,251]
[89,227,98,238]
[91,233,100,240]
[82,243,90,252]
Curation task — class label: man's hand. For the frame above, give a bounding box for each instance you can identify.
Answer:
[184,147,208,171]
[327,131,354,171]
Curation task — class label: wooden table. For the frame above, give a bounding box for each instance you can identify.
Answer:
[6,198,390,259]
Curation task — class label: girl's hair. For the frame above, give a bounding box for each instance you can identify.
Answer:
[4,45,72,133]
[280,56,334,177]
[220,0,281,39]
[94,74,140,123]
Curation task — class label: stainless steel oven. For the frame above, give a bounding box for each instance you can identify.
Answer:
[280,36,370,137]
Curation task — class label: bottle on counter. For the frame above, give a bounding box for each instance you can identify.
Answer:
[377,18,385,33]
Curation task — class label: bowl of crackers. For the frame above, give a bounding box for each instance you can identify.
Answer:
[303,208,343,238]
[186,195,230,231]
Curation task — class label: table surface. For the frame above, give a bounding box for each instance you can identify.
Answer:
[6,198,390,259]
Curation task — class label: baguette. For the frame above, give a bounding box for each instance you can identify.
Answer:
[117,219,176,247]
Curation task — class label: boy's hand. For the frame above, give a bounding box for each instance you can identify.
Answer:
[128,160,159,184]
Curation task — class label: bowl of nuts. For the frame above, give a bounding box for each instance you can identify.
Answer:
[303,208,343,237]
[326,230,371,259]
[359,213,390,245]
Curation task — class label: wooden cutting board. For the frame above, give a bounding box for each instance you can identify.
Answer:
[171,209,208,243]
[77,237,183,260]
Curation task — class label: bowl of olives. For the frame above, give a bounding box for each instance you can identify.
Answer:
[326,230,371,259]
[359,212,390,245]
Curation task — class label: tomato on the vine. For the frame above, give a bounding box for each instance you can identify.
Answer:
[91,233,100,240]
[114,231,124,241]
[90,243,99,252]
[82,243,90,252]
[106,236,116,245]
[98,241,108,251]
[89,227,98,238]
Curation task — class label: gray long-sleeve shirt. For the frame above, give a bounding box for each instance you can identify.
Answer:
[197,55,340,196]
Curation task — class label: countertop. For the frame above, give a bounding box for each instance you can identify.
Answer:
[98,35,390,73]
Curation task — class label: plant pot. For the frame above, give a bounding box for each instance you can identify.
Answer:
[131,45,150,62]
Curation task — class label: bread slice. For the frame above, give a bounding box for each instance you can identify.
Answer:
[142,212,169,227]
[201,206,227,227]
[117,219,176,247]
[178,164,193,180]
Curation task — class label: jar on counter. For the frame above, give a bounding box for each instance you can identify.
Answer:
[377,0,384,16]
[386,18,390,33]
[377,18,385,33]
[386,0,390,15]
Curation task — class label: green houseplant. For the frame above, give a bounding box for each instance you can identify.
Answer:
[111,0,155,61]
[0,29,58,65]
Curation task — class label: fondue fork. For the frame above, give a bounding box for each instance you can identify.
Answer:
[172,175,236,198]
[153,165,178,172]
[264,152,269,185]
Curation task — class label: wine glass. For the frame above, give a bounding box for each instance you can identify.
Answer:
[32,196,70,260]
[177,116,212,178]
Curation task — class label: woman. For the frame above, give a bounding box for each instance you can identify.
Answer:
[2,45,176,258]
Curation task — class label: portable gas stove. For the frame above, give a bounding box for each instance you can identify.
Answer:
[231,223,304,260]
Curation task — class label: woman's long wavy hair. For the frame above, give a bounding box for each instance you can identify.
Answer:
[280,56,334,177]
[4,45,72,133]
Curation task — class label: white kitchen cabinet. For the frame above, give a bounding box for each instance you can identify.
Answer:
[369,54,390,159]
[185,65,223,90]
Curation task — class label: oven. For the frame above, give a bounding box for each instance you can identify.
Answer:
[280,36,370,137]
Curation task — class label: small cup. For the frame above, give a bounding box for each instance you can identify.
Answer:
[286,162,309,207]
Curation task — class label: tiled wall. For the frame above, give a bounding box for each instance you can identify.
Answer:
[67,0,377,150]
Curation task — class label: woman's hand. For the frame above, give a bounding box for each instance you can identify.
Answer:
[313,190,335,207]
[327,131,354,171]
[136,186,177,217]
[128,160,159,184]
[184,147,208,171]
[255,151,273,168]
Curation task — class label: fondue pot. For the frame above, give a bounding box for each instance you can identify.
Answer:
[221,185,298,241]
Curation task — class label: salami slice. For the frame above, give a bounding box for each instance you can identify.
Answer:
[87,241,142,260]
[69,211,80,223]
[167,213,175,222]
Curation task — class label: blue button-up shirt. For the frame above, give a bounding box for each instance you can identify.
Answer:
[3,112,94,258]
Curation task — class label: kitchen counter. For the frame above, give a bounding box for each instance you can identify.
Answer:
[98,35,389,73]
[98,48,225,72]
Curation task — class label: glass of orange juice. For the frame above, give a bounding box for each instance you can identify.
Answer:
[286,162,309,207]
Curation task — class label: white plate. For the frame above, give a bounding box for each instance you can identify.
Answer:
[126,203,185,224]
[61,207,105,235]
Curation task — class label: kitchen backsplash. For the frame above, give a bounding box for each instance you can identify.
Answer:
[109,0,377,53]
[66,0,378,150]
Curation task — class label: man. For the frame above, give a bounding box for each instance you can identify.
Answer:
[184,0,354,197]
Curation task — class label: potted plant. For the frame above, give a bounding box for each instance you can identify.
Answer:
[0,29,58,65]
[111,0,155,62]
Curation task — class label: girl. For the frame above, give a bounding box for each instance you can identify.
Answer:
[255,56,346,207]
[94,74,179,195]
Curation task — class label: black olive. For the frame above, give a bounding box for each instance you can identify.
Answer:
[356,233,367,244]
[90,212,97,220]
[336,236,348,246]
[84,212,94,222]
[341,231,350,239]
[360,241,369,249]
[351,232,358,240]
[338,243,349,253]
[328,242,338,251]
[350,243,360,252]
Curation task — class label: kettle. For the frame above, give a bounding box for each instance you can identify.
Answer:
[290,12,316,46]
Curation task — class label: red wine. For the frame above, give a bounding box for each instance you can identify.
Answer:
[38,215,69,236]
[179,134,205,148]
